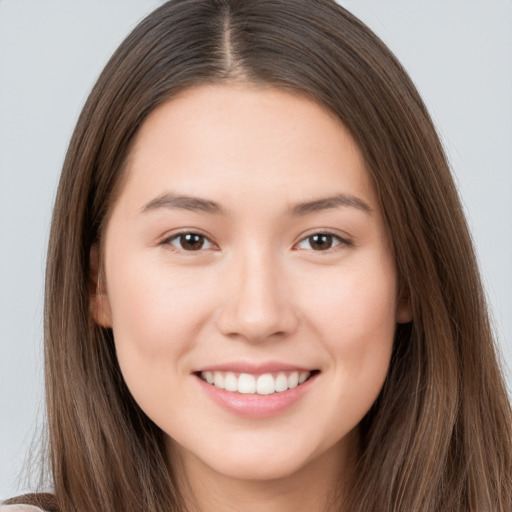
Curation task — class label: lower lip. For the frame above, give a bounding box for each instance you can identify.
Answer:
[195,373,318,418]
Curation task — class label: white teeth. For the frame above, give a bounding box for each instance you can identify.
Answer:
[224,372,238,392]
[256,373,275,395]
[238,373,256,394]
[298,371,309,384]
[200,370,312,395]
[275,373,288,392]
[213,371,225,389]
[288,371,299,389]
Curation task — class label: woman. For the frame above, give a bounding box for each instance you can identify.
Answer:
[3,0,511,511]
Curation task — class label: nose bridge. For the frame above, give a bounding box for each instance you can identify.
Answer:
[217,242,297,342]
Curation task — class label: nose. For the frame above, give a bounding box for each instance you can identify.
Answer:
[216,249,299,343]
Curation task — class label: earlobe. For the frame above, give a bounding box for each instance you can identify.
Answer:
[396,298,413,324]
[89,245,113,328]
[396,284,413,324]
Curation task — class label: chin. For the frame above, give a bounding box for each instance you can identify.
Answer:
[193,435,336,483]
[207,454,310,482]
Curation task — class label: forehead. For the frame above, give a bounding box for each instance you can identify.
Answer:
[118,84,376,214]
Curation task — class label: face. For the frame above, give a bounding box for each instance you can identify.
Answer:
[93,84,411,486]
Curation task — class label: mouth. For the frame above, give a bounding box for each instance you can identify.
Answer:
[195,369,320,396]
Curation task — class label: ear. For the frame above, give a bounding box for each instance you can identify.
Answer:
[396,284,413,324]
[89,245,113,328]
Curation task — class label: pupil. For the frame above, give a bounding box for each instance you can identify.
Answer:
[310,234,332,250]
[181,233,203,250]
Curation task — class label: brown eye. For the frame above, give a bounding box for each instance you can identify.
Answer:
[167,233,213,251]
[296,233,348,251]
[309,234,334,250]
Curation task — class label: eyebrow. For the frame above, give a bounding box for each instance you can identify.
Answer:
[290,193,373,216]
[141,193,226,215]
[141,192,372,216]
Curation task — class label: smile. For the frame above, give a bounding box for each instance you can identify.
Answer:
[199,370,314,395]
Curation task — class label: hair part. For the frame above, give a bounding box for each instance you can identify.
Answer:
[43,1,512,511]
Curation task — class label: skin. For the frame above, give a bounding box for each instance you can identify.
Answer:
[92,84,411,512]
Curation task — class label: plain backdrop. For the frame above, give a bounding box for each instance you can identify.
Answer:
[1,0,511,500]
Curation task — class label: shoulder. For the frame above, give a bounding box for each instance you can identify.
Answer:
[0,506,45,512]
[1,493,56,512]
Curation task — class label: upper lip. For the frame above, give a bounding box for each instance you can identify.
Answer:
[194,361,316,374]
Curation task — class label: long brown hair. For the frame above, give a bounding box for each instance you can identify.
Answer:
[41,1,512,511]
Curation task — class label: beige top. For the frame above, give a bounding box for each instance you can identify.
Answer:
[0,506,44,511]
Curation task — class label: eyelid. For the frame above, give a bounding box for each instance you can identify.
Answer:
[158,228,352,253]
[293,230,353,251]
[160,229,218,252]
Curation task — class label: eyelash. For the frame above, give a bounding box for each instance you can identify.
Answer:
[295,232,352,252]
[161,231,216,252]
[161,230,352,253]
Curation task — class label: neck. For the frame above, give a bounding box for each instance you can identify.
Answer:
[168,433,358,512]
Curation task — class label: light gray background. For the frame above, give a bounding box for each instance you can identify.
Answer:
[1,0,511,500]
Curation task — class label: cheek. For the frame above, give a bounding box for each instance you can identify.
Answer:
[104,256,217,420]
[104,257,218,413]
[303,254,397,339]
[107,256,212,356]
[329,275,396,361]
[301,255,397,406]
